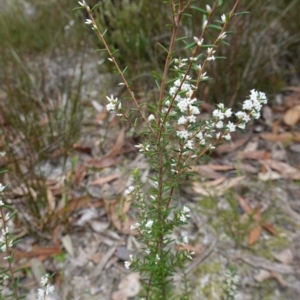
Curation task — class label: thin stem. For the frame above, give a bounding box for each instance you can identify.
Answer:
[85,6,156,137]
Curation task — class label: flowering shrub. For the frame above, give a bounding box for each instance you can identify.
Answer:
[78,0,268,299]
[0,181,20,300]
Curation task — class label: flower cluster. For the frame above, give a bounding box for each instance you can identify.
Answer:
[37,274,55,300]
[179,206,190,223]
[106,95,121,112]
[169,58,268,152]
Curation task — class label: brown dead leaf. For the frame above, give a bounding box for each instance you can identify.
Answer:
[73,164,87,185]
[262,223,276,235]
[272,119,282,135]
[52,225,61,248]
[283,104,300,126]
[237,150,270,160]
[85,157,115,169]
[49,196,94,222]
[269,271,287,287]
[89,174,120,186]
[215,137,249,154]
[205,164,235,171]
[253,268,286,287]
[73,143,92,155]
[13,246,62,260]
[254,269,271,282]
[263,159,300,180]
[190,165,223,180]
[273,249,293,265]
[261,132,300,143]
[122,197,132,214]
[234,193,252,214]
[106,127,126,159]
[46,188,55,211]
[244,138,259,152]
[193,176,245,197]
[248,225,262,245]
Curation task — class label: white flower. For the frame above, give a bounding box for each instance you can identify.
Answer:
[227,121,236,132]
[183,206,190,213]
[189,106,200,115]
[183,236,189,244]
[0,200,4,206]
[212,109,224,120]
[193,37,203,46]
[224,133,231,140]
[148,114,155,122]
[216,132,221,139]
[85,19,93,25]
[0,183,5,192]
[218,32,227,39]
[106,103,115,111]
[200,72,209,80]
[135,144,150,152]
[242,99,253,110]
[124,261,131,269]
[178,116,187,125]
[207,55,215,61]
[252,111,261,119]
[78,1,86,7]
[177,99,188,112]
[124,186,134,196]
[41,274,49,286]
[221,14,226,23]
[224,108,232,118]
[145,220,153,228]
[197,64,202,71]
[177,130,190,139]
[206,4,212,13]
[203,20,208,28]
[216,121,224,129]
[238,123,246,129]
[184,140,194,149]
[180,214,187,222]
[106,95,118,112]
[187,115,196,123]
[207,47,216,55]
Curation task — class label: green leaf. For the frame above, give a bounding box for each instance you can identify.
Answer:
[157,43,169,53]
[176,36,188,42]
[235,11,250,16]
[72,7,83,11]
[184,42,196,50]
[207,24,223,30]
[91,2,103,11]
[190,6,208,15]
[221,40,230,46]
